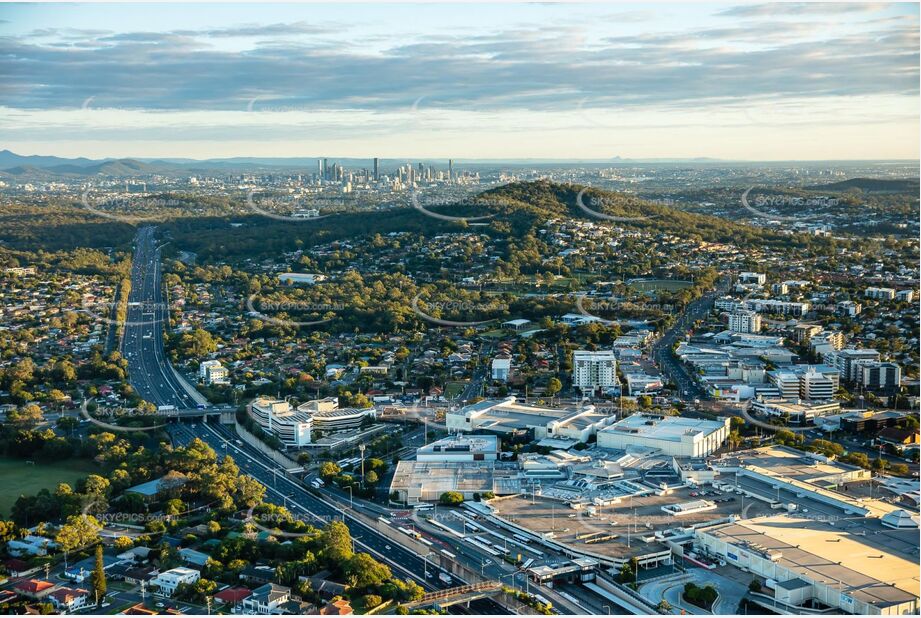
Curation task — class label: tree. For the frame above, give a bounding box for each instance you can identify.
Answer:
[320,461,342,480]
[364,594,383,609]
[91,543,107,606]
[345,552,392,588]
[439,491,464,506]
[55,515,101,563]
[321,520,354,564]
[365,470,379,485]
[546,378,562,398]
[638,395,653,409]
[748,579,762,593]
[657,599,671,612]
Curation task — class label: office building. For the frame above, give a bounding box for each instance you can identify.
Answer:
[597,414,730,457]
[249,397,312,447]
[826,348,882,382]
[373,157,379,181]
[572,350,618,392]
[800,370,835,401]
[859,362,902,391]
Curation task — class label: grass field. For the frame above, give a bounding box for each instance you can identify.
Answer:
[628,279,693,292]
[0,457,99,518]
[444,381,467,400]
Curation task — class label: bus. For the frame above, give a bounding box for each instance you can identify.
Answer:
[441,549,457,560]
[521,558,535,570]
[413,503,435,511]
[377,516,391,525]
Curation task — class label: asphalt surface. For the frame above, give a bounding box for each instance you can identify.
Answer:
[652,281,729,401]
[171,421,510,615]
[121,226,198,409]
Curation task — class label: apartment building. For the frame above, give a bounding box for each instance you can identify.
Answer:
[744,298,810,317]
[859,362,902,391]
[865,287,896,300]
[728,309,761,334]
[199,360,229,385]
[572,350,617,392]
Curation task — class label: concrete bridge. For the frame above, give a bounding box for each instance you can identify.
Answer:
[407,581,504,610]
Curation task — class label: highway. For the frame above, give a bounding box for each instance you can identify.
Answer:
[121,227,201,409]
[171,422,510,614]
[652,279,729,401]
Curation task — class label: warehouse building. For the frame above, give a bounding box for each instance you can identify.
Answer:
[695,515,919,615]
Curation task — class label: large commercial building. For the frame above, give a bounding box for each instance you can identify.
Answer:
[249,397,312,447]
[416,434,498,462]
[294,397,375,433]
[446,397,613,443]
[597,414,730,457]
[572,350,617,392]
[749,397,840,424]
[696,515,919,615]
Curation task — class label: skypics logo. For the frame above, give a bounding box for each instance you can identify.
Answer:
[245,189,332,223]
[572,295,617,326]
[80,399,165,434]
[740,186,832,222]
[243,506,335,539]
[245,295,345,328]
[81,296,168,329]
[410,191,499,223]
[575,188,657,223]
[410,294,507,327]
[81,190,180,224]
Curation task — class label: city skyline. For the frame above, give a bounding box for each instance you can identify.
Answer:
[1,2,918,161]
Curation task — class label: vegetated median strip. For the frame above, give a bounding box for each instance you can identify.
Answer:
[196,423,439,590]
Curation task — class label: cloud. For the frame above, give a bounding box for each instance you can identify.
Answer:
[0,6,916,116]
[717,3,888,18]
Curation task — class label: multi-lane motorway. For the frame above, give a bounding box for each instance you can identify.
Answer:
[121,227,200,409]
[171,422,510,614]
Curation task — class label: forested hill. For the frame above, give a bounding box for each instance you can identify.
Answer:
[154,180,844,261]
[477,180,833,251]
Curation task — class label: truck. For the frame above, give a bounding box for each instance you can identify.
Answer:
[157,405,176,412]
[438,573,452,585]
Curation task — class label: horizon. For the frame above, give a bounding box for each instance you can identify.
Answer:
[1,2,918,161]
[3,148,919,166]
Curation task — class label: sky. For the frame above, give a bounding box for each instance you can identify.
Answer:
[0,2,918,161]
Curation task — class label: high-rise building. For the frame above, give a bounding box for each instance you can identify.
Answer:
[373,157,379,181]
[448,159,454,182]
[572,350,617,392]
[729,309,762,333]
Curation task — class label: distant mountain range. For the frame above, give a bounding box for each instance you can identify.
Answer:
[804,177,920,193]
[0,149,916,178]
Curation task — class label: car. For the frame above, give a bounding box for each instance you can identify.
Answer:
[156,603,165,609]
[385,545,391,550]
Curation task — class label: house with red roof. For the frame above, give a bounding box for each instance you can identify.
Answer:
[49,587,90,612]
[13,579,56,600]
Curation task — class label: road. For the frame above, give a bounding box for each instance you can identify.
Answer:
[172,422,510,615]
[121,226,201,409]
[652,280,729,401]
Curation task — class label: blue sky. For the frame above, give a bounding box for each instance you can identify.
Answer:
[0,2,918,160]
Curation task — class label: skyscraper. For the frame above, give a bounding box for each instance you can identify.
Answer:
[373,157,379,181]
[448,159,454,182]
